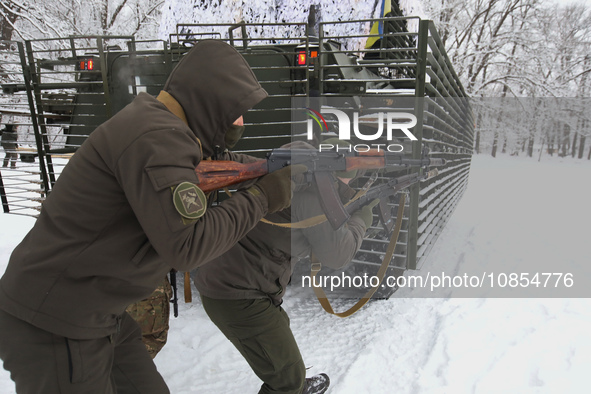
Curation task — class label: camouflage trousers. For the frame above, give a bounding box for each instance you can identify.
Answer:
[126,277,172,358]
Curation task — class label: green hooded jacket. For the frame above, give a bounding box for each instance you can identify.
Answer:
[0,40,268,339]
[194,173,367,306]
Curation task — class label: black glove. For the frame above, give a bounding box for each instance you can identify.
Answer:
[351,198,380,228]
[253,164,308,213]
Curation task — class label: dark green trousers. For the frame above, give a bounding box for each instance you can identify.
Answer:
[201,296,306,394]
[0,309,169,394]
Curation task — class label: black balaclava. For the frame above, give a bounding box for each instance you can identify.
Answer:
[163,40,267,158]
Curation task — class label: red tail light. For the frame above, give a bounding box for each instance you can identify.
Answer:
[297,51,307,66]
[78,58,96,71]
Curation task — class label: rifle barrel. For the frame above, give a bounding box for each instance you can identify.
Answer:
[345,168,439,215]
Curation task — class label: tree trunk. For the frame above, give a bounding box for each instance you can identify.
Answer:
[579,135,586,159]
[100,1,109,35]
[491,132,498,157]
[0,3,19,48]
[527,136,534,157]
[571,133,578,158]
[474,111,483,154]
[560,124,569,157]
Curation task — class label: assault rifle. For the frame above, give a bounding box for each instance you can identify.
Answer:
[194,148,445,229]
[344,169,439,232]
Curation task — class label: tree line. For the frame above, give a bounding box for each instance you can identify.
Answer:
[1,0,163,42]
[2,0,590,159]
[423,0,591,159]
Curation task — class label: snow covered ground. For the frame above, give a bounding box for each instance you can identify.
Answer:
[1,153,590,393]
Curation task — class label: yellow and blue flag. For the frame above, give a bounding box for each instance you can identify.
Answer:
[366,0,392,49]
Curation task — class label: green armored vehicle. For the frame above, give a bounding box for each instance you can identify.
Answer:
[0,10,473,298]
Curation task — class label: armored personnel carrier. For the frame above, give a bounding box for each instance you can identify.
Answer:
[0,9,473,298]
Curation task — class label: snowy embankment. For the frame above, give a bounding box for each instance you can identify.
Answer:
[1,154,590,393]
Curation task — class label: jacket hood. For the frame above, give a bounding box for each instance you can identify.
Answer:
[163,40,268,158]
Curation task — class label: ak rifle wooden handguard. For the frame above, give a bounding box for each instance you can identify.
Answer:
[194,160,268,193]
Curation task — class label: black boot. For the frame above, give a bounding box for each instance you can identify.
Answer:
[302,373,330,394]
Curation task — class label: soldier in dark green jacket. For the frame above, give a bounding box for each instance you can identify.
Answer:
[194,141,378,394]
[1,124,18,169]
[0,40,302,394]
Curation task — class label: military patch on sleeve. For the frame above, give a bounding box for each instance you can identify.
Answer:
[172,182,207,220]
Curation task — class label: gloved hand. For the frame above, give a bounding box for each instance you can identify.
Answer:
[253,164,308,213]
[351,198,380,228]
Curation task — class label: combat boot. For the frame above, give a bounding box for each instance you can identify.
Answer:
[302,373,330,394]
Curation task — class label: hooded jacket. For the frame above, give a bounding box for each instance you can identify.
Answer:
[194,178,367,306]
[0,40,268,339]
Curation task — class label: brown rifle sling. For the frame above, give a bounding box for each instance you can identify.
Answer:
[184,272,192,303]
[310,193,406,318]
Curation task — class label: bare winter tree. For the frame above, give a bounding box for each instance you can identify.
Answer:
[0,0,164,43]
[0,0,19,44]
[423,0,534,95]
[424,0,591,159]
[531,5,591,158]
